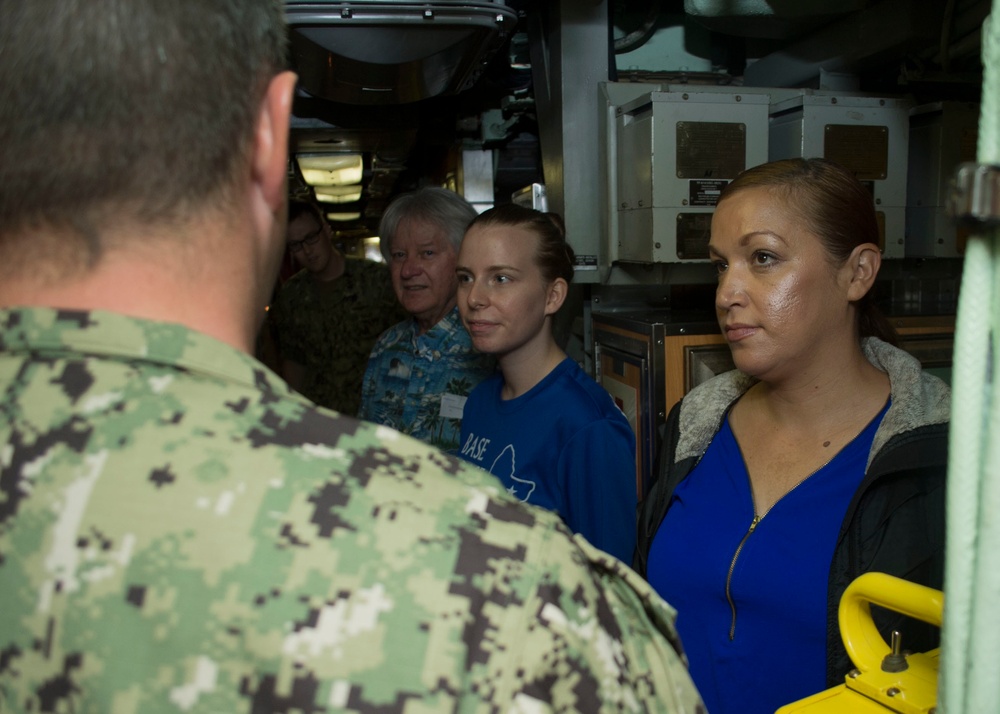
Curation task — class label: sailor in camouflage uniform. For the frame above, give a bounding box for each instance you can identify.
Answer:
[267,201,407,416]
[0,1,705,712]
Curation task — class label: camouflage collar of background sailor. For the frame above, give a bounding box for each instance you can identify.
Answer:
[0,307,300,402]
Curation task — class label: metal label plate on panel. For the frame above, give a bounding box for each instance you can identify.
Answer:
[676,122,747,179]
[824,125,888,180]
[689,179,729,206]
[676,213,713,259]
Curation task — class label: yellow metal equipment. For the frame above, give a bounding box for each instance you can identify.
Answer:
[776,572,942,713]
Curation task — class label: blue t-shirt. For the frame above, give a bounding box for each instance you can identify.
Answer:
[647,401,889,714]
[458,357,637,563]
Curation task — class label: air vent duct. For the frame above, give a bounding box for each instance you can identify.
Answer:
[286,1,519,105]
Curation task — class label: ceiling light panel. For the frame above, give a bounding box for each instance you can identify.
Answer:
[297,154,364,186]
[314,185,363,203]
[326,211,362,222]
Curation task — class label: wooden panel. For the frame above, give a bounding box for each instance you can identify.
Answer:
[595,321,655,343]
[664,333,727,412]
[662,316,956,413]
[600,353,645,500]
[892,314,956,335]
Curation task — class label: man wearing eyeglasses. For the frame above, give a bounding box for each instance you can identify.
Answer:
[267,200,405,415]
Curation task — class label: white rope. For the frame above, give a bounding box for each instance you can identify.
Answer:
[940,4,1000,711]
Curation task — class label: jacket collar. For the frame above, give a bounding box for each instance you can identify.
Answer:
[674,338,951,468]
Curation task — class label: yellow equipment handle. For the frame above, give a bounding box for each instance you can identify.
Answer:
[839,572,944,672]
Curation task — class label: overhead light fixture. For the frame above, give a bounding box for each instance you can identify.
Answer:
[326,211,362,222]
[297,154,364,186]
[314,185,363,204]
[285,2,519,105]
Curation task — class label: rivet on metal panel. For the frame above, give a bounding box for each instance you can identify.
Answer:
[682,199,688,206]
[682,93,689,100]
[848,669,860,678]
[424,9,434,18]
[831,97,838,104]
[655,242,662,249]
[887,688,901,697]
[341,8,352,18]
[656,339,663,346]
[638,200,643,207]
[736,95,742,102]
[679,327,686,334]
[876,198,882,205]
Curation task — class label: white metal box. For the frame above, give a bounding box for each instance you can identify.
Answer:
[906,101,979,257]
[615,90,770,263]
[769,92,912,258]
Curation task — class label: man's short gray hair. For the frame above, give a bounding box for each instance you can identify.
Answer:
[378,187,478,261]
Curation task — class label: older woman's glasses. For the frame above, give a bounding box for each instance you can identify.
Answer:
[288,225,324,253]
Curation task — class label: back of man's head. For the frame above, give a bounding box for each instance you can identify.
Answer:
[0,0,287,272]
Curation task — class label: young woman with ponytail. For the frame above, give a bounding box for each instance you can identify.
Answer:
[455,204,637,563]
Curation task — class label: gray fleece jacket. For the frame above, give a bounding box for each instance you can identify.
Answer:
[636,337,950,686]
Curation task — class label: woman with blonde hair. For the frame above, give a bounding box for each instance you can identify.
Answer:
[456,204,637,563]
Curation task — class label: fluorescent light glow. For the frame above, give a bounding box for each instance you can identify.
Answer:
[364,237,384,263]
[314,185,363,203]
[297,154,363,186]
[326,211,362,222]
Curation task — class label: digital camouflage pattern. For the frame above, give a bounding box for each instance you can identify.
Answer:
[0,307,705,714]
[267,257,407,415]
[359,307,496,453]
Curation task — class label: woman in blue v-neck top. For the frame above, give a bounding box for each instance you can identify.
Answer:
[636,158,951,714]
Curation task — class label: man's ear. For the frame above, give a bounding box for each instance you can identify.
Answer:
[544,277,568,316]
[845,243,881,302]
[252,71,298,213]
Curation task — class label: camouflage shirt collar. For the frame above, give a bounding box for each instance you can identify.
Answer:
[0,307,296,398]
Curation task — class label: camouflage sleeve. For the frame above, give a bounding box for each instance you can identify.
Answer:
[311,451,705,712]
[362,260,407,328]
[0,319,703,713]
[357,329,387,421]
[475,518,705,711]
[267,277,311,366]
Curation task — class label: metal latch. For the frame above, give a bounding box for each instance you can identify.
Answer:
[776,573,942,713]
[947,163,1000,226]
